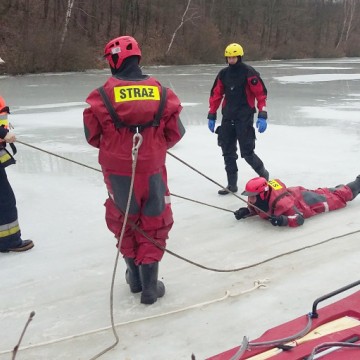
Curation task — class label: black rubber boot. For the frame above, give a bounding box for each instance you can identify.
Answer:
[0,239,34,253]
[139,262,165,305]
[257,166,269,181]
[244,154,269,180]
[218,173,238,195]
[346,175,360,200]
[124,257,142,293]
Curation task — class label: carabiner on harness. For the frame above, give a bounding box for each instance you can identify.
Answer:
[132,131,143,161]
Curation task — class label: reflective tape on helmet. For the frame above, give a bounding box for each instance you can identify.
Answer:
[111,46,121,55]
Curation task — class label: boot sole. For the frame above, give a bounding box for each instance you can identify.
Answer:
[0,241,34,253]
[141,296,158,305]
[218,189,238,195]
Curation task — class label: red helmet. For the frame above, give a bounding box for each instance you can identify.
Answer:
[242,177,269,199]
[0,96,6,112]
[0,96,10,129]
[0,95,9,114]
[104,36,141,70]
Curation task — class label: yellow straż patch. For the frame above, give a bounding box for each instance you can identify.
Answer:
[114,86,160,102]
[268,179,283,190]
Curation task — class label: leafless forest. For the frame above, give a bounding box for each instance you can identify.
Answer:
[1,0,359,74]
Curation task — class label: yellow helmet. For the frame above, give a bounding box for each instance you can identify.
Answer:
[224,43,244,57]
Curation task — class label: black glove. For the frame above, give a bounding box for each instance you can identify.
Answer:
[270,215,285,226]
[234,207,250,220]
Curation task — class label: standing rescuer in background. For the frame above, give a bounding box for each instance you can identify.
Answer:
[207,43,270,195]
[83,36,185,305]
[0,96,34,253]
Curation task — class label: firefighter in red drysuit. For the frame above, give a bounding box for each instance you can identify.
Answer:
[207,43,269,195]
[0,96,34,252]
[234,176,360,227]
[83,36,185,304]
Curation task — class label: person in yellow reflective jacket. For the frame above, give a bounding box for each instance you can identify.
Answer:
[0,96,34,253]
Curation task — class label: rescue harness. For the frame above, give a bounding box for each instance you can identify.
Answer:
[97,85,167,133]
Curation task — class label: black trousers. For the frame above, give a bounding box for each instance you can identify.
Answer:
[217,114,264,175]
[0,168,21,250]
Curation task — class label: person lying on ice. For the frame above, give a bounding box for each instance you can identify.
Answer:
[234,175,360,227]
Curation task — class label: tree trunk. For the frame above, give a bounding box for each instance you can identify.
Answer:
[166,0,192,55]
[58,0,75,55]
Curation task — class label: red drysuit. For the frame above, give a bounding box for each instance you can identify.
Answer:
[251,179,354,227]
[84,75,185,264]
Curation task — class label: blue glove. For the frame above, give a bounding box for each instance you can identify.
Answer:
[208,119,216,133]
[256,118,267,133]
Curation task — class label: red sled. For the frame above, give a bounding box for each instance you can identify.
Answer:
[207,280,360,360]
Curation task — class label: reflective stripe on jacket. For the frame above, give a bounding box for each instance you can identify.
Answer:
[0,113,9,129]
[0,148,15,168]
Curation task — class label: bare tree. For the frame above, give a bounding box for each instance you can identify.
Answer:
[165,0,199,55]
[2,0,360,74]
[336,0,356,49]
[106,0,113,38]
[345,0,356,42]
[59,0,76,54]
[266,0,278,47]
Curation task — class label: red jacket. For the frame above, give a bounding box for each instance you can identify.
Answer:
[84,76,184,173]
[208,62,267,121]
[252,179,353,227]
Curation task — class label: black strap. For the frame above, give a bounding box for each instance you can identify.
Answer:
[98,87,123,129]
[10,143,17,155]
[97,85,167,132]
[0,140,17,156]
[153,86,167,126]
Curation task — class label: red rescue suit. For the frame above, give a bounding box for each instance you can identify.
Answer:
[250,179,353,227]
[84,76,184,264]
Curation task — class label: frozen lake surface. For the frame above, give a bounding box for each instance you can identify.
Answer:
[0,58,360,359]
